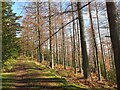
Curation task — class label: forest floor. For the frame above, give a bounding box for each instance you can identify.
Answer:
[2,57,117,90]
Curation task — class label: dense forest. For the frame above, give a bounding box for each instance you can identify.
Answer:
[2,0,120,90]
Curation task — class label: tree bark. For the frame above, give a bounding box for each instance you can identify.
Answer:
[71,2,77,74]
[95,1,107,79]
[77,2,89,79]
[48,1,54,68]
[37,2,42,63]
[106,1,120,89]
[88,3,101,81]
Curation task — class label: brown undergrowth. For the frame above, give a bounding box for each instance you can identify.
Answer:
[54,64,117,90]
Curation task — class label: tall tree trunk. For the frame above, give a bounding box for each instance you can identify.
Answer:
[77,20,82,73]
[37,2,42,63]
[71,2,77,74]
[48,1,54,68]
[60,3,66,69]
[106,1,120,89]
[68,24,73,67]
[95,1,107,79]
[88,3,101,81]
[55,23,59,65]
[77,2,89,79]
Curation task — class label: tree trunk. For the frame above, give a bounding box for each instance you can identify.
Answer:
[55,23,59,65]
[37,2,42,63]
[77,2,89,79]
[48,1,54,68]
[60,3,66,69]
[88,3,101,81]
[77,20,82,73]
[71,2,77,74]
[106,1,120,89]
[95,1,107,79]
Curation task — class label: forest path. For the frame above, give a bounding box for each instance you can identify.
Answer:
[2,58,85,90]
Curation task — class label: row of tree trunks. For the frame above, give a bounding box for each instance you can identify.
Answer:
[20,1,120,89]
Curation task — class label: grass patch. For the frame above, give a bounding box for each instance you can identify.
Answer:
[2,72,16,79]
[2,72,16,88]
[1,58,90,90]
[2,58,17,72]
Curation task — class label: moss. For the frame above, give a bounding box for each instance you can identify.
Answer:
[2,58,89,90]
[2,72,16,88]
[103,85,110,88]
[3,58,17,72]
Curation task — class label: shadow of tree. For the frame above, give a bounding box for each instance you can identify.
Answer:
[2,75,86,90]
[2,60,88,90]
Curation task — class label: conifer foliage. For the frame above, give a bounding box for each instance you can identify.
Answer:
[2,2,22,62]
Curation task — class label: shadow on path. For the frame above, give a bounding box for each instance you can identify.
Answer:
[2,59,87,90]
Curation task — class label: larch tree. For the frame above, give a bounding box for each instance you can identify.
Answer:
[60,2,66,69]
[36,2,43,63]
[48,1,54,68]
[94,1,107,79]
[88,3,101,80]
[77,2,89,79]
[71,2,77,74]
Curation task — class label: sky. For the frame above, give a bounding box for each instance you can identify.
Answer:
[11,2,90,37]
[12,2,90,24]
[12,1,120,37]
[12,2,26,17]
[11,0,119,48]
[12,0,120,16]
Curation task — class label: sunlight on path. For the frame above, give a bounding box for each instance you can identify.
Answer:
[2,58,85,90]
